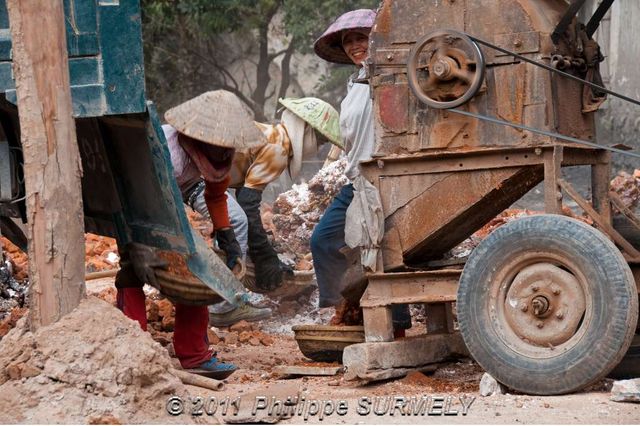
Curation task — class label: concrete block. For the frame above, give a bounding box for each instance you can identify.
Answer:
[480,373,505,397]
[343,333,468,380]
[611,379,640,403]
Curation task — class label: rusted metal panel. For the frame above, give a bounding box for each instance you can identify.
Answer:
[370,0,592,156]
[384,166,544,261]
[559,179,640,259]
[491,31,541,64]
[378,173,451,218]
[422,110,477,150]
[552,73,597,140]
[373,0,465,45]
[494,64,526,124]
[543,146,563,214]
[377,84,409,134]
[372,47,410,69]
[592,151,612,223]
[380,226,405,270]
[364,146,602,184]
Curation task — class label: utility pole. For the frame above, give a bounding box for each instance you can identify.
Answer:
[7,0,86,329]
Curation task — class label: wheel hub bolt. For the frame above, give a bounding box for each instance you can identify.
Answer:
[556,311,564,319]
[433,60,451,78]
[520,303,528,312]
[531,285,540,292]
[551,285,561,295]
[536,321,544,329]
[532,296,550,316]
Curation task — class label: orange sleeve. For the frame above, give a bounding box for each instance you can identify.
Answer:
[203,176,231,231]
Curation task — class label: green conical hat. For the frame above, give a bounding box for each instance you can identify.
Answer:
[278,97,343,149]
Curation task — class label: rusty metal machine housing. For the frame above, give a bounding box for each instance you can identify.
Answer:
[349,0,640,395]
[365,0,607,267]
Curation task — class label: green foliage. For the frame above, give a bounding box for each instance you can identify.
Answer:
[141,0,381,118]
[283,0,379,54]
[143,0,378,47]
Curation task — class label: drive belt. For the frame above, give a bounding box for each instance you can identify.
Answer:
[446,33,640,159]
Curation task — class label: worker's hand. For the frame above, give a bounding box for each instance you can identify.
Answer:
[280,262,294,278]
[120,242,168,288]
[254,256,286,292]
[215,228,243,270]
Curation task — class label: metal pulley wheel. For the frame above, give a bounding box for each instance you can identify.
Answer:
[407,29,485,109]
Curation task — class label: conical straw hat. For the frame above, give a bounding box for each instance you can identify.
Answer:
[165,90,265,149]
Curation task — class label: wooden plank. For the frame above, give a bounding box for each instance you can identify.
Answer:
[559,179,640,258]
[273,365,343,377]
[7,0,86,328]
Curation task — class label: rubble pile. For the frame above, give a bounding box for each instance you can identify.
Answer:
[185,208,214,245]
[447,205,593,259]
[446,209,542,259]
[0,306,27,339]
[208,320,275,347]
[0,238,29,324]
[84,233,119,272]
[113,291,277,350]
[0,258,28,317]
[0,297,192,424]
[1,237,27,281]
[266,158,348,263]
[610,169,640,210]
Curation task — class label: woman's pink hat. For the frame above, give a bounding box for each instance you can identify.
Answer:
[313,9,377,64]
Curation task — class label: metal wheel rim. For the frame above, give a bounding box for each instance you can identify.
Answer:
[488,251,593,359]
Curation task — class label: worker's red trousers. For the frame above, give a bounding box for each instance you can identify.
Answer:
[116,288,212,368]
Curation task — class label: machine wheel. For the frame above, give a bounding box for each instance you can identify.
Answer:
[608,334,640,379]
[458,214,638,395]
[407,29,485,109]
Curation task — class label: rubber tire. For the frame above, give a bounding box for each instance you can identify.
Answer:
[458,214,638,395]
[608,334,640,379]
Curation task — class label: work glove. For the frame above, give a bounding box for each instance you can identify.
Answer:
[214,227,243,270]
[237,187,288,292]
[117,242,167,288]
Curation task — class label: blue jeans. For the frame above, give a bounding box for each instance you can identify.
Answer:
[311,184,411,328]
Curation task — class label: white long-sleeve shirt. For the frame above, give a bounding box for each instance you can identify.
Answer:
[340,67,374,181]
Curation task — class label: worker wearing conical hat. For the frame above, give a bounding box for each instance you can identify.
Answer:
[310,9,411,333]
[174,97,342,327]
[228,98,342,291]
[117,90,266,378]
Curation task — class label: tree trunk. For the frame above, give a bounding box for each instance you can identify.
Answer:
[7,0,86,329]
[275,39,296,119]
